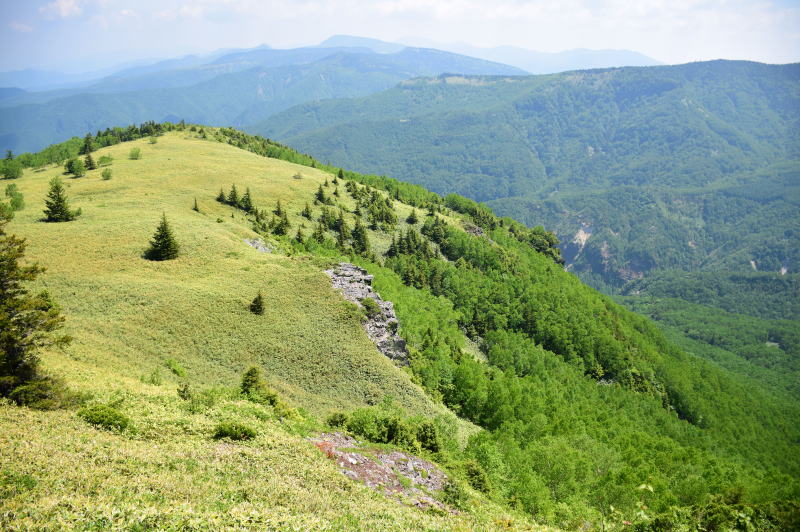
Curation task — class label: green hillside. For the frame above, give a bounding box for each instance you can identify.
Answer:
[254,60,800,287]
[2,127,799,530]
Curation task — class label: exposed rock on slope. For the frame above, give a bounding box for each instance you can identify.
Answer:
[311,432,449,511]
[326,263,408,365]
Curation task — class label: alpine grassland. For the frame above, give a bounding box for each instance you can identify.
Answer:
[2,127,798,530]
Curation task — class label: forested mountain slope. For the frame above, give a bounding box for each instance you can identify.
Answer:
[0,47,523,154]
[255,60,800,286]
[1,125,798,530]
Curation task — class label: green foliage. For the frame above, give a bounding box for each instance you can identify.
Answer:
[249,292,265,315]
[8,377,74,410]
[3,184,24,215]
[241,366,278,406]
[42,178,79,222]
[128,147,141,160]
[64,158,85,177]
[97,154,113,167]
[78,404,131,432]
[0,216,70,399]
[325,412,349,428]
[164,359,186,378]
[441,479,469,510]
[0,470,37,500]
[2,159,22,179]
[84,153,96,171]
[213,421,256,441]
[143,214,179,261]
[359,297,381,320]
[101,168,112,180]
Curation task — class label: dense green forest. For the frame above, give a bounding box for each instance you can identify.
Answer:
[209,127,800,528]
[255,60,800,287]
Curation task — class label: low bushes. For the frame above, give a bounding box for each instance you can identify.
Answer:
[78,404,131,432]
[213,421,256,441]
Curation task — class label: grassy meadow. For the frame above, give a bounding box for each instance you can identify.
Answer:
[0,132,532,530]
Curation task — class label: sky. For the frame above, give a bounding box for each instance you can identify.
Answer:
[1,0,799,72]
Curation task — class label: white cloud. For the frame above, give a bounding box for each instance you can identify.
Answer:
[9,21,34,33]
[38,0,83,19]
[120,9,138,17]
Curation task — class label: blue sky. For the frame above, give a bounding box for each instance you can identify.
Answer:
[2,0,799,72]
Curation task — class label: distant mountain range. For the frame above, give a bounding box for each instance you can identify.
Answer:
[0,35,663,154]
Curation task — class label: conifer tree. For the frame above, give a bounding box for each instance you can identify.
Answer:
[323,178,329,188]
[315,185,326,204]
[352,218,370,256]
[216,188,226,203]
[65,158,86,177]
[192,198,199,212]
[333,187,339,197]
[84,153,96,171]
[79,133,94,155]
[272,211,290,236]
[406,209,419,224]
[240,188,253,212]
[312,223,326,243]
[42,178,78,222]
[227,184,239,206]
[274,199,283,216]
[295,227,305,244]
[337,168,344,180]
[301,202,312,219]
[249,292,264,315]
[1,212,70,396]
[143,213,180,261]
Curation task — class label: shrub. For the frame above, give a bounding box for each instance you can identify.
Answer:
[464,459,491,493]
[241,366,278,406]
[8,377,75,410]
[326,412,349,428]
[416,420,440,452]
[148,137,158,144]
[101,168,112,180]
[164,358,186,378]
[98,155,113,166]
[249,292,264,315]
[78,404,131,432]
[360,297,381,319]
[441,479,469,509]
[177,382,192,401]
[213,421,256,441]
[129,148,141,160]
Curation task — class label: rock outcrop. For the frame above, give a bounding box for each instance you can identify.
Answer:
[326,263,408,365]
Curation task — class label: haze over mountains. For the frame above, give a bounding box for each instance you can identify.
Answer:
[0,35,663,154]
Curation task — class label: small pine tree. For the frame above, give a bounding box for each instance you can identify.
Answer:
[337,168,344,180]
[301,202,312,219]
[333,187,339,197]
[323,178,329,188]
[192,198,199,212]
[295,227,305,243]
[272,212,290,236]
[84,153,96,171]
[143,213,179,261]
[101,168,112,180]
[240,366,277,405]
[249,292,264,315]
[79,133,94,155]
[274,199,283,216]
[312,223,326,243]
[406,209,419,224]
[42,178,78,222]
[315,185,326,204]
[216,188,226,203]
[240,188,253,212]
[227,184,239,206]
[352,218,370,256]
